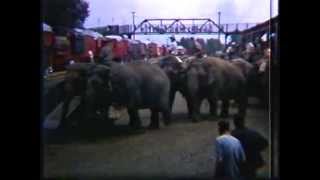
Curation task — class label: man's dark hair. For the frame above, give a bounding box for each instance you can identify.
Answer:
[233,114,245,128]
[218,120,230,134]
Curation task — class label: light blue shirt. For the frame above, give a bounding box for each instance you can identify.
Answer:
[215,134,246,179]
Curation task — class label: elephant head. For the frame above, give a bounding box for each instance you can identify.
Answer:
[158,55,190,84]
[60,63,111,127]
[83,64,112,120]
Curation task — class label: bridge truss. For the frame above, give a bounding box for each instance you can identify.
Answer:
[133,18,224,35]
[90,18,258,38]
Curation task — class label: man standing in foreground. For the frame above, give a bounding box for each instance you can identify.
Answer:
[215,121,246,180]
[231,115,269,180]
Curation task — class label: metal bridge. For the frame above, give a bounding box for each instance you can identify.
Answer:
[90,18,258,37]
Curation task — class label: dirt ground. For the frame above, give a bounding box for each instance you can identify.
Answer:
[42,93,270,179]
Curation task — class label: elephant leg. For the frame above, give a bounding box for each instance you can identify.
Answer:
[78,95,89,128]
[208,97,218,117]
[220,98,230,118]
[149,108,160,129]
[237,91,248,118]
[59,97,72,130]
[104,106,115,127]
[161,107,171,126]
[190,97,201,123]
[169,90,176,113]
[180,90,192,119]
[127,108,142,129]
[186,96,193,119]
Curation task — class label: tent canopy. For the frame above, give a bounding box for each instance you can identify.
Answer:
[43,23,53,32]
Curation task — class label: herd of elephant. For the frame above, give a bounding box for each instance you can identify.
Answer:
[60,54,269,130]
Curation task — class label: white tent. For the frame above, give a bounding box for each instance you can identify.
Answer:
[177,45,185,50]
[139,39,152,45]
[127,39,140,44]
[105,35,123,41]
[82,30,103,39]
[43,23,52,32]
[73,28,84,33]
[73,28,104,39]
[261,33,268,42]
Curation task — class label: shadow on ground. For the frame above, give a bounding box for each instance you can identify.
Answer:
[43,111,223,145]
[43,123,145,145]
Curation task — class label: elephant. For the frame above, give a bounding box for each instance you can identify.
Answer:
[104,61,172,129]
[154,55,192,118]
[185,57,248,121]
[229,50,270,109]
[60,61,172,130]
[157,55,249,122]
[234,49,270,108]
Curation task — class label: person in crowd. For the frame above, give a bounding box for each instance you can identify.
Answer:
[214,120,246,180]
[225,42,237,60]
[190,38,203,58]
[99,39,114,64]
[88,50,95,63]
[231,115,269,180]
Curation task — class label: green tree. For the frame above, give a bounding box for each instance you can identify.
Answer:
[43,0,89,28]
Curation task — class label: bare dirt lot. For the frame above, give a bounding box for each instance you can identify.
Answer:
[42,93,270,179]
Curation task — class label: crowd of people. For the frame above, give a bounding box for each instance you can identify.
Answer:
[214,116,269,180]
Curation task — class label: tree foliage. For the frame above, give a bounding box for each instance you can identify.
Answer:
[43,0,90,28]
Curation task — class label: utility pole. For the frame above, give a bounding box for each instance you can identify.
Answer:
[132,11,136,40]
[218,11,221,40]
[269,0,273,41]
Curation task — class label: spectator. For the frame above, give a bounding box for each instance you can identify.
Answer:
[264,48,271,59]
[88,50,95,63]
[190,38,203,58]
[99,40,114,64]
[231,115,269,179]
[214,120,246,180]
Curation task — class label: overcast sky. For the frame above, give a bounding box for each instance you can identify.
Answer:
[84,0,278,28]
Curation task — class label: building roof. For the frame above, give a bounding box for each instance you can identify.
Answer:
[240,15,278,35]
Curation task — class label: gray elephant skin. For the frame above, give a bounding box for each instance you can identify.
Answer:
[158,55,249,122]
[60,61,171,130]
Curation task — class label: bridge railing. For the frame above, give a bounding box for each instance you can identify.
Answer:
[91,23,259,35]
[133,23,222,34]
